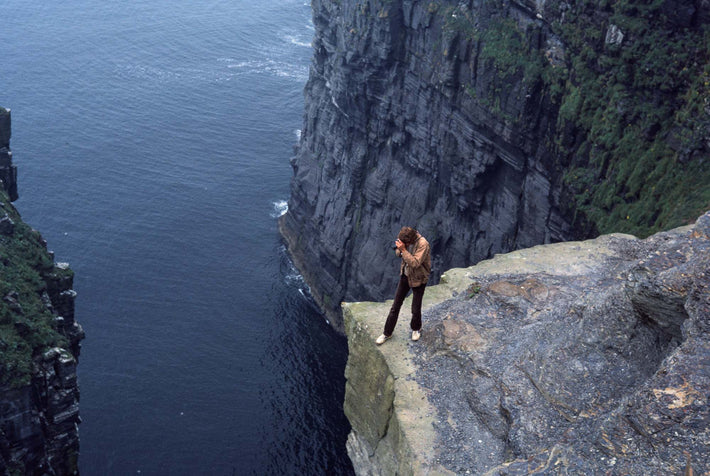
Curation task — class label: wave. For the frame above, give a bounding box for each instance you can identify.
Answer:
[114,64,188,82]
[271,200,288,218]
[276,244,327,320]
[224,58,308,82]
[283,34,312,48]
[279,245,309,290]
[114,61,307,84]
[116,36,311,85]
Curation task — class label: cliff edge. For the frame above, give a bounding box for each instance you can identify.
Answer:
[281,0,710,329]
[343,210,709,475]
[0,107,84,475]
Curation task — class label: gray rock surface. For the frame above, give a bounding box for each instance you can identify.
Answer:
[0,108,10,149]
[0,108,18,201]
[0,264,84,476]
[342,211,709,475]
[0,347,82,475]
[281,0,710,331]
[280,0,574,328]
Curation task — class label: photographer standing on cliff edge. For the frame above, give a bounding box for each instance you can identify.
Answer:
[376,227,431,345]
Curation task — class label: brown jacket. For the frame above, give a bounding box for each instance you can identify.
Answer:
[396,233,431,287]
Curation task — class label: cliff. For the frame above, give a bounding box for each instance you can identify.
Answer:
[0,107,84,475]
[0,108,18,202]
[342,210,709,475]
[280,0,710,328]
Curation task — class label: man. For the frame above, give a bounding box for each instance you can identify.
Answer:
[376,226,431,345]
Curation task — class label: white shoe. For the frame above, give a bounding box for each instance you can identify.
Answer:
[375,334,391,345]
[411,330,421,341]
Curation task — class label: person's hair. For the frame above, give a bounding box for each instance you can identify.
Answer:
[398,226,418,245]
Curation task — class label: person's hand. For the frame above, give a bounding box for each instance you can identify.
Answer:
[395,239,406,251]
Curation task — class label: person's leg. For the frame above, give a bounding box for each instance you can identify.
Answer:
[410,284,426,331]
[384,275,411,336]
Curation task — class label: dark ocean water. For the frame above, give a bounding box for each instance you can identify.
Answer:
[0,1,354,474]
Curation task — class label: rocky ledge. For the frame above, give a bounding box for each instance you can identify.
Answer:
[343,211,709,475]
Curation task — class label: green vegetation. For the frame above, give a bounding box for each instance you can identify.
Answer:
[551,0,710,236]
[441,0,710,237]
[480,18,546,84]
[0,190,69,388]
[466,282,482,298]
[445,8,567,120]
[442,4,479,40]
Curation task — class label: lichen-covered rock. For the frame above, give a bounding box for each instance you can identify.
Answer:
[343,211,709,475]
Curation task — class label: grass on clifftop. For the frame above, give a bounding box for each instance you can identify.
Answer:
[551,0,710,236]
[0,191,69,388]
[441,0,710,237]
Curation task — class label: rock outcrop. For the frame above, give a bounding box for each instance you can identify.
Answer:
[0,107,84,475]
[0,108,18,201]
[280,0,710,328]
[343,211,709,475]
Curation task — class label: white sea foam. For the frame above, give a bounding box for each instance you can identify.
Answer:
[295,129,301,140]
[225,60,254,69]
[116,53,309,85]
[271,200,288,218]
[224,58,308,82]
[286,267,308,291]
[284,34,312,48]
[281,248,306,286]
[287,273,305,287]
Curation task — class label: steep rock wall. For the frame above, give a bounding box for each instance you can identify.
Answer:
[280,0,710,327]
[343,210,709,475]
[0,108,18,201]
[280,0,570,327]
[0,107,84,475]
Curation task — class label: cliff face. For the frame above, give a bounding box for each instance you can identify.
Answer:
[280,0,710,327]
[343,211,709,475]
[280,0,570,326]
[0,108,18,202]
[0,108,84,475]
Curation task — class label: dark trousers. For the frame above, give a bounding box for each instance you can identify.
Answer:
[384,274,426,337]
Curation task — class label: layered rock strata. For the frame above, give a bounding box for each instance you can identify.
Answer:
[0,107,84,475]
[281,0,710,328]
[280,0,571,328]
[343,211,709,475]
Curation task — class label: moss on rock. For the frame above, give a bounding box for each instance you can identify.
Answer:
[0,189,70,388]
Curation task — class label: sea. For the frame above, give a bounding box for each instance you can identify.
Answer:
[0,0,355,474]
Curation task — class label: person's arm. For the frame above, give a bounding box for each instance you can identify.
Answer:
[401,239,427,269]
